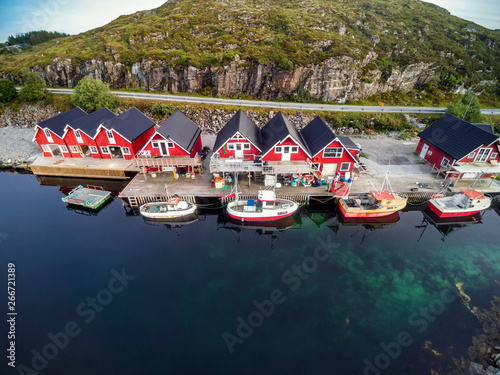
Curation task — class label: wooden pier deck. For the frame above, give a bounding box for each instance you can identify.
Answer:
[30,156,136,179]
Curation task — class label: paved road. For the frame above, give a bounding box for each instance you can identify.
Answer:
[47,88,500,115]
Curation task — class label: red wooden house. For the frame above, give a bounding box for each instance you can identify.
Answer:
[139,110,202,158]
[95,107,156,160]
[33,108,87,157]
[260,112,310,163]
[300,116,359,178]
[63,107,116,158]
[212,110,262,161]
[416,114,499,178]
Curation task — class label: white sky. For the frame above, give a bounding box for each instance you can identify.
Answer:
[0,0,498,43]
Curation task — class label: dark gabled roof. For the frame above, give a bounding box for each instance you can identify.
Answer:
[337,136,359,150]
[101,107,155,142]
[213,110,261,153]
[300,116,337,157]
[472,123,494,134]
[260,112,310,156]
[37,108,87,137]
[157,110,201,153]
[418,114,499,160]
[66,107,116,138]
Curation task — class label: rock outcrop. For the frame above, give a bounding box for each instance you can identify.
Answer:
[36,54,435,103]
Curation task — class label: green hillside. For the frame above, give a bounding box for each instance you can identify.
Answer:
[1,0,499,89]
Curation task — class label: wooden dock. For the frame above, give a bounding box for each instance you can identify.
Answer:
[30,157,136,179]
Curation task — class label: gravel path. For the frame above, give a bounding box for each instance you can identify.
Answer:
[0,126,41,165]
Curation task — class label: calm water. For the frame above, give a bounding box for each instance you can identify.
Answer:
[1,172,499,375]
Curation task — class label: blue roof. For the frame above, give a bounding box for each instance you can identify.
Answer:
[101,107,155,142]
[37,108,87,137]
[157,110,201,152]
[418,114,499,160]
[67,108,116,138]
[213,110,261,153]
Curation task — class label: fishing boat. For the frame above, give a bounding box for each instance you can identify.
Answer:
[225,179,298,222]
[338,173,407,218]
[61,185,112,210]
[140,185,197,219]
[426,190,491,218]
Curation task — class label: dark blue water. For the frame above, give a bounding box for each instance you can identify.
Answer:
[1,172,499,375]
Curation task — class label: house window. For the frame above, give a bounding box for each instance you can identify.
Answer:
[275,146,282,153]
[475,148,491,162]
[101,146,110,154]
[60,145,68,153]
[44,130,53,142]
[228,144,235,150]
[243,143,250,150]
[42,145,50,152]
[70,146,78,153]
[441,157,450,168]
[152,142,159,148]
[491,152,498,159]
[340,162,351,171]
[90,146,98,154]
[291,146,298,153]
[122,147,131,155]
[468,152,475,158]
[324,147,343,158]
[74,130,82,140]
[106,130,116,144]
[167,142,174,148]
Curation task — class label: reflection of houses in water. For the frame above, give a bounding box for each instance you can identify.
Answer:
[217,215,302,249]
[416,207,483,242]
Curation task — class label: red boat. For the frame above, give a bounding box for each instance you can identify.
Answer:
[427,190,491,218]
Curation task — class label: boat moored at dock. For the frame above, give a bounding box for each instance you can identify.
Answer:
[338,190,407,218]
[427,190,491,218]
[140,197,197,219]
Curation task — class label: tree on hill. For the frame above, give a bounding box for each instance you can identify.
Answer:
[18,70,48,102]
[445,91,483,123]
[7,31,69,46]
[0,79,17,103]
[72,76,121,112]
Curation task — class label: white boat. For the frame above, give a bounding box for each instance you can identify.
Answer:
[140,185,197,219]
[427,190,491,218]
[226,182,298,222]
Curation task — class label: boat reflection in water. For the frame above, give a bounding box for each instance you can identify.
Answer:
[141,213,199,231]
[336,211,401,243]
[417,207,483,242]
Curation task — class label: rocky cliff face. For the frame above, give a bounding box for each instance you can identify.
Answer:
[37,53,435,102]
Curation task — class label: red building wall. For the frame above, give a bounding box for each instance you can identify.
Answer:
[190,135,203,158]
[64,129,102,158]
[416,139,452,167]
[216,138,261,160]
[457,144,500,163]
[315,140,356,175]
[95,127,155,160]
[142,134,190,157]
[262,138,309,162]
[34,128,72,158]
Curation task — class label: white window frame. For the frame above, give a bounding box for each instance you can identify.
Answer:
[475,148,491,162]
[101,146,110,154]
[243,143,250,150]
[468,152,475,158]
[227,143,235,150]
[167,142,175,148]
[42,145,50,153]
[152,141,159,149]
[70,145,78,153]
[44,129,53,143]
[74,130,83,143]
[275,146,282,153]
[106,130,116,144]
[441,157,450,168]
[122,147,131,155]
[60,145,68,153]
[324,147,343,158]
[90,146,98,154]
[491,152,498,159]
[291,146,298,153]
[340,162,351,171]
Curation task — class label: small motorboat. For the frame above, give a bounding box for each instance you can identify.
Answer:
[226,182,298,222]
[338,173,406,218]
[426,190,491,218]
[140,197,197,219]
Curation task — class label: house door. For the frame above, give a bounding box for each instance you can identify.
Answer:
[420,143,429,159]
[321,163,337,178]
[282,146,291,161]
[235,143,243,159]
[79,145,91,157]
[159,141,169,156]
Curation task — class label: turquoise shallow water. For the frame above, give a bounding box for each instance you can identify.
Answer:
[0,172,499,374]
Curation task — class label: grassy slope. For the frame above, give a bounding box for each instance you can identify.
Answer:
[1,0,499,102]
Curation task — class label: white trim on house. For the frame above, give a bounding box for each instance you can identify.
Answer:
[474,148,492,162]
[213,131,262,156]
[122,147,131,155]
[90,146,98,154]
[311,138,358,162]
[100,146,110,154]
[260,134,311,159]
[44,129,54,143]
[60,145,68,153]
[137,132,193,157]
[70,145,78,153]
[41,144,50,153]
[340,162,351,171]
